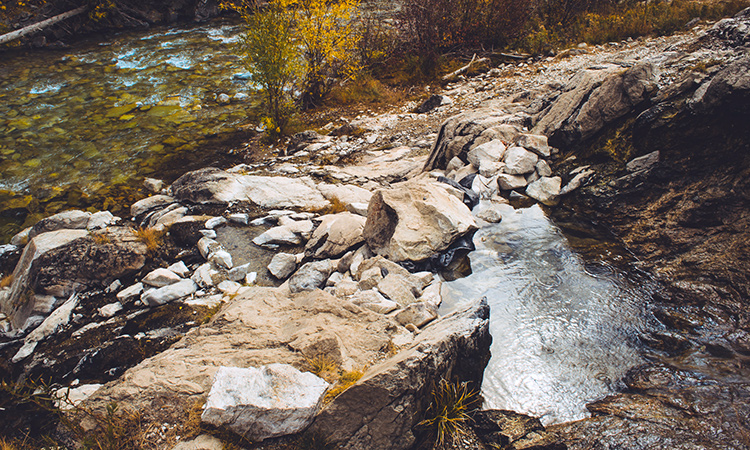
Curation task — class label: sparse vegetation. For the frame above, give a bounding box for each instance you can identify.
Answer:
[91,231,113,245]
[0,273,13,288]
[324,369,364,402]
[133,226,164,254]
[417,378,479,448]
[305,355,340,383]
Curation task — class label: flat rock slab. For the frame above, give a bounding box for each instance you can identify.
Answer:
[201,364,329,440]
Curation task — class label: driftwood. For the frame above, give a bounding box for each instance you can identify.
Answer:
[442,54,491,81]
[0,5,88,46]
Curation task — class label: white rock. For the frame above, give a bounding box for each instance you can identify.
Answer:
[536,160,553,177]
[395,302,438,328]
[253,226,304,248]
[516,134,551,157]
[192,263,223,288]
[471,174,498,199]
[142,268,182,287]
[201,364,329,440]
[141,279,198,307]
[130,195,176,218]
[268,253,298,279]
[228,213,249,225]
[467,139,506,169]
[217,280,242,295]
[419,280,443,309]
[117,282,144,302]
[53,384,103,411]
[473,200,504,223]
[197,237,223,259]
[106,279,122,293]
[347,202,369,216]
[503,146,539,175]
[227,263,252,282]
[205,216,228,229]
[200,229,217,239]
[245,272,257,285]
[496,173,528,190]
[626,150,659,173]
[185,294,224,308]
[13,293,79,363]
[526,176,562,206]
[144,178,164,193]
[351,289,399,314]
[87,211,116,230]
[168,261,190,278]
[209,250,233,270]
[98,302,123,318]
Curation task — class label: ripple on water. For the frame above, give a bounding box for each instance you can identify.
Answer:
[442,204,646,425]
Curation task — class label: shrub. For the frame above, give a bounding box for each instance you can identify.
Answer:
[417,378,479,448]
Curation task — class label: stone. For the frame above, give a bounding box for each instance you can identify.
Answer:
[419,280,443,309]
[479,160,505,178]
[473,200,504,223]
[130,195,176,219]
[141,279,198,306]
[526,176,562,206]
[310,298,490,450]
[690,55,750,114]
[395,302,439,328]
[253,226,305,248]
[351,289,399,314]
[377,274,419,307]
[560,169,595,195]
[363,177,477,262]
[503,146,539,175]
[334,279,359,298]
[209,250,233,270]
[245,272,258,285]
[87,211,116,230]
[467,139,506,169]
[536,160,553,177]
[497,173,528,190]
[452,164,478,182]
[317,184,373,210]
[99,302,123,318]
[227,263,252,282]
[197,237,223,260]
[117,282,144,302]
[53,384,104,411]
[171,434,224,450]
[201,365,329,440]
[446,156,465,173]
[268,253,298,280]
[142,268,182,287]
[170,168,329,210]
[472,174,499,199]
[415,94,445,113]
[13,293,79,363]
[347,202,369,216]
[154,206,188,228]
[288,260,335,293]
[287,130,325,155]
[305,212,366,259]
[358,266,384,291]
[626,151,659,173]
[29,210,91,239]
[167,261,190,278]
[10,227,31,246]
[199,229,217,239]
[205,216,227,229]
[144,178,164,193]
[516,134,551,157]
[228,213,249,225]
[217,280,242,295]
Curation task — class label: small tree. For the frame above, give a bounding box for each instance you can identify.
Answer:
[227,0,302,136]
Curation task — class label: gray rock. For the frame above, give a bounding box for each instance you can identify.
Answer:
[446,156,465,173]
[560,169,595,195]
[209,250,233,270]
[197,238,223,260]
[201,364,329,441]
[351,289,399,314]
[167,261,190,278]
[192,264,222,288]
[253,226,305,248]
[536,160,553,177]
[363,177,477,262]
[130,195,176,219]
[516,134,551,157]
[503,146,539,175]
[467,139,506,169]
[395,302,438,328]
[141,279,198,306]
[29,210,91,239]
[13,293,79,363]
[472,174,499,199]
[217,93,231,104]
[98,302,123,318]
[267,253,298,280]
[310,298,491,450]
[144,178,164,193]
[526,176,562,206]
[626,151,660,173]
[473,200,505,223]
[415,94,445,113]
[288,260,334,293]
[305,212,366,259]
[142,268,182,287]
[497,173,528,190]
[117,282,144,302]
[205,216,227,229]
[87,211,116,230]
[228,263,252,282]
[228,213,249,225]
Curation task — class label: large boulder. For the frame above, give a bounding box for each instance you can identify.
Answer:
[305,212,366,259]
[28,210,92,239]
[689,55,750,115]
[201,364,329,440]
[309,297,491,450]
[363,177,477,263]
[170,168,329,210]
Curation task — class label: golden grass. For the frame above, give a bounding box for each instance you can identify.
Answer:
[133,227,165,254]
[417,378,479,447]
[0,274,13,289]
[324,369,365,402]
[305,355,340,384]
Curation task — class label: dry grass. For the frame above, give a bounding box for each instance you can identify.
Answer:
[305,355,340,384]
[324,369,365,402]
[0,274,13,289]
[92,231,113,246]
[315,196,349,216]
[133,227,165,254]
[418,379,479,448]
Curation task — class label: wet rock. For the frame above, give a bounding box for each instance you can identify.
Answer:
[310,298,491,450]
[473,200,505,223]
[516,134,551,158]
[305,212,366,259]
[473,410,563,450]
[363,177,477,263]
[626,150,660,173]
[29,210,91,239]
[288,260,335,293]
[394,302,438,328]
[351,289,399,314]
[142,268,182,287]
[216,93,231,104]
[267,253,298,280]
[141,279,197,306]
[504,146,539,175]
[526,176,562,206]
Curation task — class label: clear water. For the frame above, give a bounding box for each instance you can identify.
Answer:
[0,20,260,241]
[442,204,646,425]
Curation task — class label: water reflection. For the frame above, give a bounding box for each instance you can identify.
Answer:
[442,204,645,425]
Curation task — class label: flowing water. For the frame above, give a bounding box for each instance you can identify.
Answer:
[443,204,648,425]
[0,19,258,242]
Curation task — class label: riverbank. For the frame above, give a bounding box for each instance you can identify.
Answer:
[1,7,750,450]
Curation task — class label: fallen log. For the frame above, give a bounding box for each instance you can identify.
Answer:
[442,54,491,81]
[0,6,88,46]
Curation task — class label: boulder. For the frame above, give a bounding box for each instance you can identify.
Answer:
[305,212,366,259]
[267,253,298,280]
[317,184,373,210]
[87,211,116,230]
[526,176,562,206]
[201,365,329,441]
[467,139,506,169]
[130,195,177,219]
[350,289,399,314]
[170,168,329,210]
[191,263,223,288]
[394,302,438,328]
[497,173,528,190]
[363,177,477,263]
[536,160,553,177]
[377,274,419,307]
[515,134,551,157]
[288,260,335,293]
[141,279,198,306]
[503,147,539,175]
[28,210,91,239]
[310,298,491,450]
[253,225,306,248]
[142,268,182,287]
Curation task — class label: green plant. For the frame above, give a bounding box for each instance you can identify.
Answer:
[418,378,479,448]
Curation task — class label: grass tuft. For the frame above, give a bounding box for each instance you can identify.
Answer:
[324,369,365,402]
[305,355,340,384]
[418,378,479,448]
[0,274,13,289]
[133,227,165,254]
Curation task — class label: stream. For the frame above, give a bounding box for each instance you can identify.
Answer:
[443,204,649,425]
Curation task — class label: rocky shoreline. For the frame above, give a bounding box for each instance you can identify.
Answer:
[2,8,750,450]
